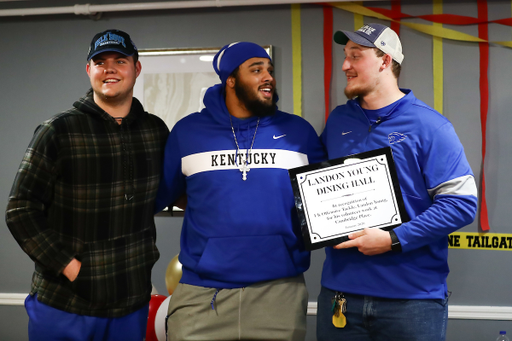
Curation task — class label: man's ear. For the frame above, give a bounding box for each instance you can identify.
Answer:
[380,54,393,71]
[226,75,236,89]
[135,60,142,78]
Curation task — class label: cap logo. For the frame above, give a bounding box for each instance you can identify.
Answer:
[358,25,376,36]
[94,32,126,50]
[381,41,386,46]
[216,42,240,72]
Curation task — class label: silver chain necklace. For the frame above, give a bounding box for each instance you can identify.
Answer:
[229,115,260,181]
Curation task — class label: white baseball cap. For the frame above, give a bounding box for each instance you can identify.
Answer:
[334,23,404,65]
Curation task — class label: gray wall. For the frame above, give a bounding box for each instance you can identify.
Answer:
[1,1,511,340]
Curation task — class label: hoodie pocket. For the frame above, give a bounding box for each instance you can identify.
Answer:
[72,227,159,306]
[195,235,297,284]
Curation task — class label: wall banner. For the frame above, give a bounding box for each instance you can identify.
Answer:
[449,232,512,251]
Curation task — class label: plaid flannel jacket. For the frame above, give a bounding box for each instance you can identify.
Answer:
[5,91,169,317]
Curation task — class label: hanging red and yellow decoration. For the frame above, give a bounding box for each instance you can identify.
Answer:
[292,1,498,231]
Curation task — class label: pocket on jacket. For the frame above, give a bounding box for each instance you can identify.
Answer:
[72,227,159,306]
[195,235,297,284]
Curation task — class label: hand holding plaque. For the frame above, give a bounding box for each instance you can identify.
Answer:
[289,147,408,251]
[334,227,396,255]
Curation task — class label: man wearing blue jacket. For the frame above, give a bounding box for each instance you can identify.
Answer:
[155,42,325,340]
[317,23,478,341]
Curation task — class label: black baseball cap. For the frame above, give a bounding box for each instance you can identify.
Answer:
[87,29,138,61]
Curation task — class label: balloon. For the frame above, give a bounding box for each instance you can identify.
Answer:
[155,295,172,341]
[146,294,167,341]
[165,254,182,295]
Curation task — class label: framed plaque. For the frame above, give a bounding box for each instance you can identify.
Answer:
[289,147,408,250]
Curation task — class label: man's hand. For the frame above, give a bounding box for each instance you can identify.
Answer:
[334,228,392,256]
[62,258,82,282]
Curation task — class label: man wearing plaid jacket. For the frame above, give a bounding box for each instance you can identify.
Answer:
[5,29,168,341]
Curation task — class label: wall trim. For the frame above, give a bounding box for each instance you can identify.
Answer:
[448,305,512,320]
[2,294,511,320]
[0,294,27,306]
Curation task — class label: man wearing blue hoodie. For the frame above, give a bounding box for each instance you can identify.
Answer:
[317,23,478,341]
[155,42,325,340]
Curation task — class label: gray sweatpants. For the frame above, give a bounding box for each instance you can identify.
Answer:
[166,275,308,341]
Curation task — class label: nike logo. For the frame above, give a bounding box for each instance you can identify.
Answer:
[342,131,352,135]
[273,134,286,139]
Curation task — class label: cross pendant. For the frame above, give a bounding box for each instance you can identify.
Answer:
[239,162,250,181]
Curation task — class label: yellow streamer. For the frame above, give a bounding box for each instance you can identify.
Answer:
[331,2,390,20]
[354,1,364,30]
[449,232,512,251]
[494,40,512,48]
[291,4,302,117]
[400,22,485,42]
[433,0,443,115]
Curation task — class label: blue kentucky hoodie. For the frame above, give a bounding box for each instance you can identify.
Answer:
[155,83,326,288]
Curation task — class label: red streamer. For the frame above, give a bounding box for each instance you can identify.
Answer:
[390,1,402,34]
[367,5,512,27]
[323,6,333,122]
[492,18,512,26]
[477,0,490,231]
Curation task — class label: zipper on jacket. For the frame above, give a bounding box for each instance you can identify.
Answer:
[368,116,381,132]
[119,120,134,201]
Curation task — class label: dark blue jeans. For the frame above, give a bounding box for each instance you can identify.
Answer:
[317,286,448,341]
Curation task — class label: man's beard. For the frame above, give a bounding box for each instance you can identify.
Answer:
[234,77,277,117]
[345,88,369,99]
[344,77,379,100]
[344,86,371,100]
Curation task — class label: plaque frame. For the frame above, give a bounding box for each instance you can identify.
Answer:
[289,147,409,250]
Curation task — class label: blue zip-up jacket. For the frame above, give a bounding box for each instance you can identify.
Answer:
[156,84,326,288]
[321,89,477,299]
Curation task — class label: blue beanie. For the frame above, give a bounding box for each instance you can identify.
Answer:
[213,42,271,84]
